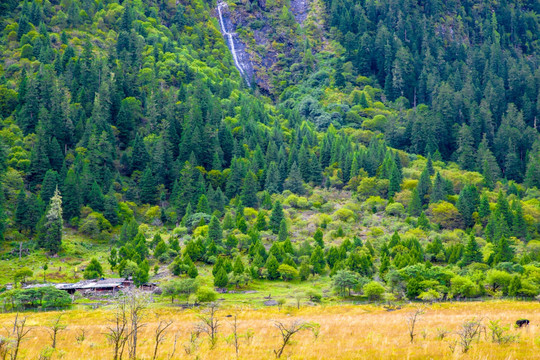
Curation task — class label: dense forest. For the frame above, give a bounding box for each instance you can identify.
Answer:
[0,0,539,302]
[325,0,540,176]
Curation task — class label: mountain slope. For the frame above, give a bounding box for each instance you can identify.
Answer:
[0,0,539,308]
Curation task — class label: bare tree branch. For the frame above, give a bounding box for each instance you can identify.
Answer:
[151,319,173,360]
[406,305,426,343]
[273,319,315,358]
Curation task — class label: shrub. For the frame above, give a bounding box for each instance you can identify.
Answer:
[429,201,462,229]
[145,206,161,222]
[333,208,355,222]
[450,276,480,299]
[364,196,386,212]
[357,177,389,199]
[278,264,299,281]
[363,281,385,301]
[196,286,217,303]
[385,202,405,216]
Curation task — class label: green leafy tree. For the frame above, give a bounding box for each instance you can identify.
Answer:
[278,264,299,281]
[363,281,385,301]
[333,270,358,296]
[508,275,522,297]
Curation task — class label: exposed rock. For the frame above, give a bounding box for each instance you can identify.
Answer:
[216,2,255,86]
[264,299,278,306]
[152,287,163,295]
[290,0,309,23]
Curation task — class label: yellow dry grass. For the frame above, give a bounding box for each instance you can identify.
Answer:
[0,301,539,359]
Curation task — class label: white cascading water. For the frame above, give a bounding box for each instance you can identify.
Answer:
[217,2,249,85]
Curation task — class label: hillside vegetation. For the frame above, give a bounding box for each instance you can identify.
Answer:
[0,0,539,311]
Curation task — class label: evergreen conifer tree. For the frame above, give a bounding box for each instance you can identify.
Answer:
[314,228,324,248]
[310,245,326,274]
[426,153,434,175]
[269,200,284,234]
[255,210,267,230]
[417,167,432,205]
[430,172,446,203]
[512,200,527,240]
[62,168,80,221]
[264,161,280,194]
[479,194,491,219]
[417,211,430,230]
[139,167,157,204]
[233,256,244,275]
[196,194,210,214]
[88,181,105,211]
[131,133,149,172]
[214,267,229,288]
[462,235,482,265]
[408,188,422,216]
[40,170,59,204]
[39,187,63,253]
[241,171,259,208]
[284,162,305,194]
[494,237,514,264]
[278,219,288,242]
[103,189,119,226]
[15,190,27,225]
[208,215,223,245]
[265,254,280,280]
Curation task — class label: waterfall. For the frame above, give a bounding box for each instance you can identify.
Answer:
[217,2,249,85]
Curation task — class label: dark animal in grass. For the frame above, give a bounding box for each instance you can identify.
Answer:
[516,319,530,328]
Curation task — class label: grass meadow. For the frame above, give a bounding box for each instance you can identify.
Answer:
[0,301,539,359]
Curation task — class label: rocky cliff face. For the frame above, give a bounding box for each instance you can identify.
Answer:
[215,0,325,95]
[290,0,309,23]
[216,2,256,86]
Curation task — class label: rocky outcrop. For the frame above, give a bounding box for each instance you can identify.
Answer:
[215,0,317,94]
[290,0,309,23]
[216,1,255,86]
